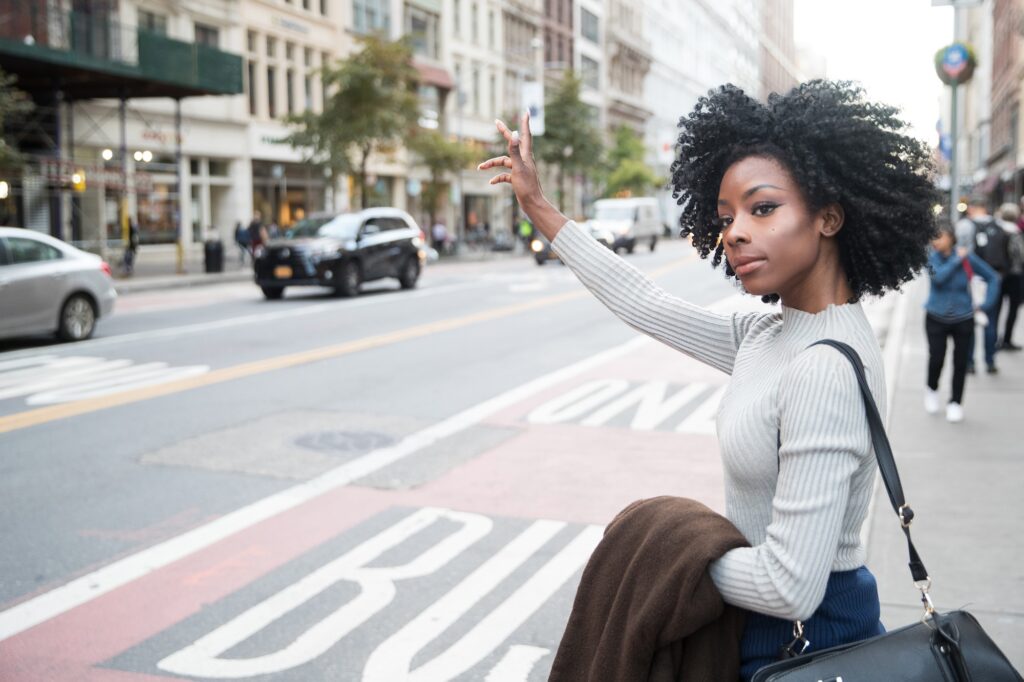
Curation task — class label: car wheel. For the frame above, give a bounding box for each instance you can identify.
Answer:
[335,261,361,297]
[57,294,96,341]
[535,254,547,265]
[626,241,636,255]
[261,286,284,300]
[398,257,420,289]
[649,236,658,252]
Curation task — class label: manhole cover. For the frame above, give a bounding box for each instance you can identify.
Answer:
[294,430,395,454]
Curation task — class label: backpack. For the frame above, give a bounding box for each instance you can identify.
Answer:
[971,217,1010,273]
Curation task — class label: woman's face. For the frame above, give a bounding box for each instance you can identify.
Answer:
[716,155,842,300]
[932,230,954,254]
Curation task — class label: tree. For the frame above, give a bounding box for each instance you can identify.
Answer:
[0,68,34,169]
[282,36,420,208]
[534,72,602,212]
[603,125,660,197]
[407,129,474,229]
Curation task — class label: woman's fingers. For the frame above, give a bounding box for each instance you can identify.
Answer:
[520,110,532,157]
[477,156,512,170]
[495,119,513,143]
[489,173,512,185]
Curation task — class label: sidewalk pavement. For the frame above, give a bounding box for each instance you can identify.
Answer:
[110,242,528,295]
[867,278,1023,668]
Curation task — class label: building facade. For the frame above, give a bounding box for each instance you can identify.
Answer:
[758,0,798,100]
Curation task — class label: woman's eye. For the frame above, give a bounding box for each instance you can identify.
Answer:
[752,203,779,217]
[716,216,733,228]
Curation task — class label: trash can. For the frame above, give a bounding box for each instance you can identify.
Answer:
[204,239,224,273]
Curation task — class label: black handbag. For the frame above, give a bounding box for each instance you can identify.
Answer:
[752,339,1022,682]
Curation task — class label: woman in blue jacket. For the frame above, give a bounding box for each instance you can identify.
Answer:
[925,225,1001,421]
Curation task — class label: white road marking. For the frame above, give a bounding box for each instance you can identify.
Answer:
[362,519,568,681]
[0,355,209,405]
[0,334,651,643]
[485,646,552,682]
[581,380,710,430]
[526,379,631,424]
[0,281,483,361]
[158,508,492,678]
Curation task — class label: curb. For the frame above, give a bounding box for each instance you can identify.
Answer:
[114,270,253,295]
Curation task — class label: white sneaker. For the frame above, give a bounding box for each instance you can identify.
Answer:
[924,388,940,414]
[946,402,964,423]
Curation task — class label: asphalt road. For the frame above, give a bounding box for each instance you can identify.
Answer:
[0,238,762,680]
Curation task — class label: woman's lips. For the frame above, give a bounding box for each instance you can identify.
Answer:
[734,259,766,276]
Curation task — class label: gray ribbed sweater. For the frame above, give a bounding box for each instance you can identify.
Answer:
[551,220,885,621]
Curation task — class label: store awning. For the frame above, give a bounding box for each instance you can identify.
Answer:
[413,60,454,90]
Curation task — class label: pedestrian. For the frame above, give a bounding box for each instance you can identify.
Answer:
[233,221,249,264]
[431,220,448,254]
[956,196,1010,372]
[517,216,534,249]
[121,217,139,276]
[480,81,939,679]
[996,202,1024,350]
[247,211,264,257]
[924,225,1000,422]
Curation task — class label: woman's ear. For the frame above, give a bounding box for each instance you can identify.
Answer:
[819,202,845,237]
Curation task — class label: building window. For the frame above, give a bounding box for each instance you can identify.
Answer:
[581,8,599,43]
[354,0,390,34]
[489,72,496,118]
[304,47,313,67]
[305,74,313,110]
[267,66,277,118]
[247,59,258,115]
[453,0,460,36]
[405,5,439,59]
[266,36,277,58]
[303,0,310,8]
[286,69,295,114]
[194,23,219,48]
[247,30,258,53]
[488,9,494,45]
[471,65,479,114]
[581,55,599,89]
[138,10,167,35]
[471,2,478,44]
[321,0,328,15]
[285,42,295,61]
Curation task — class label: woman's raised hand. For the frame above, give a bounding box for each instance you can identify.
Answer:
[478,110,544,211]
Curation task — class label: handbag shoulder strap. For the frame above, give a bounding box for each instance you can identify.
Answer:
[808,339,930,585]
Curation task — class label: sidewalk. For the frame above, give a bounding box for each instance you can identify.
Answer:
[867,279,1023,667]
[111,242,528,295]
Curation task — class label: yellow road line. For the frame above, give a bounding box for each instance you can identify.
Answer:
[0,256,691,435]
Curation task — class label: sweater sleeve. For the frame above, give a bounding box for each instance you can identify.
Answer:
[968,253,1003,311]
[708,346,871,620]
[550,220,766,375]
[928,251,965,286]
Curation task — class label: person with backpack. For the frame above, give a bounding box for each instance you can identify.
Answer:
[996,203,1024,350]
[955,196,1009,373]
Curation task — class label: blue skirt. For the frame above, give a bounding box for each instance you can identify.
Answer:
[739,566,886,681]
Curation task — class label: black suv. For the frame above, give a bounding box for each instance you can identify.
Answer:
[254,208,426,299]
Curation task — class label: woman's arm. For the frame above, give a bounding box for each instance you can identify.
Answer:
[478,112,766,373]
[928,250,965,286]
[967,253,1002,311]
[709,346,872,620]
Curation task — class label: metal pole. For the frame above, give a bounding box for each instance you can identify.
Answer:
[52,84,63,239]
[950,83,959,218]
[119,94,128,249]
[456,78,464,250]
[68,99,81,243]
[174,97,184,274]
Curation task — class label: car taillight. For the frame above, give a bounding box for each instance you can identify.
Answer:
[100,261,112,277]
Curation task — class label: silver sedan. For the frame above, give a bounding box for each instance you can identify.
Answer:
[0,227,117,342]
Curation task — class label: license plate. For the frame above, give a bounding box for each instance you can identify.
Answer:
[274,265,293,279]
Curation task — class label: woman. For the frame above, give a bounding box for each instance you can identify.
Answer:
[925,225,1000,422]
[479,81,938,679]
[996,203,1024,351]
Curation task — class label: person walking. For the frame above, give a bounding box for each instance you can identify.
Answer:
[996,203,1024,350]
[924,226,1000,422]
[121,218,139,276]
[233,221,249,265]
[247,211,265,257]
[956,196,1009,372]
[430,220,448,254]
[479,81,938,679]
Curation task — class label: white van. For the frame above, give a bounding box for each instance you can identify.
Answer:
[586,197,664,254]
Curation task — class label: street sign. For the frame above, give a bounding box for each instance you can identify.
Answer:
[934,42,976,85]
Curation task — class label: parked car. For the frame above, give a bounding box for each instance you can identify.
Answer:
[0,227,116,341]
[253,207,427,299]
[589,197,664,253]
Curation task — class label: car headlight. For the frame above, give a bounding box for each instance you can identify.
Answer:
[530,239,545,253]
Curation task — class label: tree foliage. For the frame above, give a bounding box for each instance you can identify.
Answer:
[603,125,660,197]
[534,72,603,211]
[282,36,420,208]
[0,68,34,169]
[407,129,474,226]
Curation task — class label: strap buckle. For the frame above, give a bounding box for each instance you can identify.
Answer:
[898,504,914,528]
[915,578,936,623]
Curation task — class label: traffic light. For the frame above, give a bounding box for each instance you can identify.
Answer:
[71,170,86,192]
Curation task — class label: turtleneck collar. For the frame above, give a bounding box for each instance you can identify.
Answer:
[780,301,864,337]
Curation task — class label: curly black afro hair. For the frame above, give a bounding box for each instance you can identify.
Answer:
[670,80,940,303]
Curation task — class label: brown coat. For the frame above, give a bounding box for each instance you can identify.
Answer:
[549,497,750,682]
